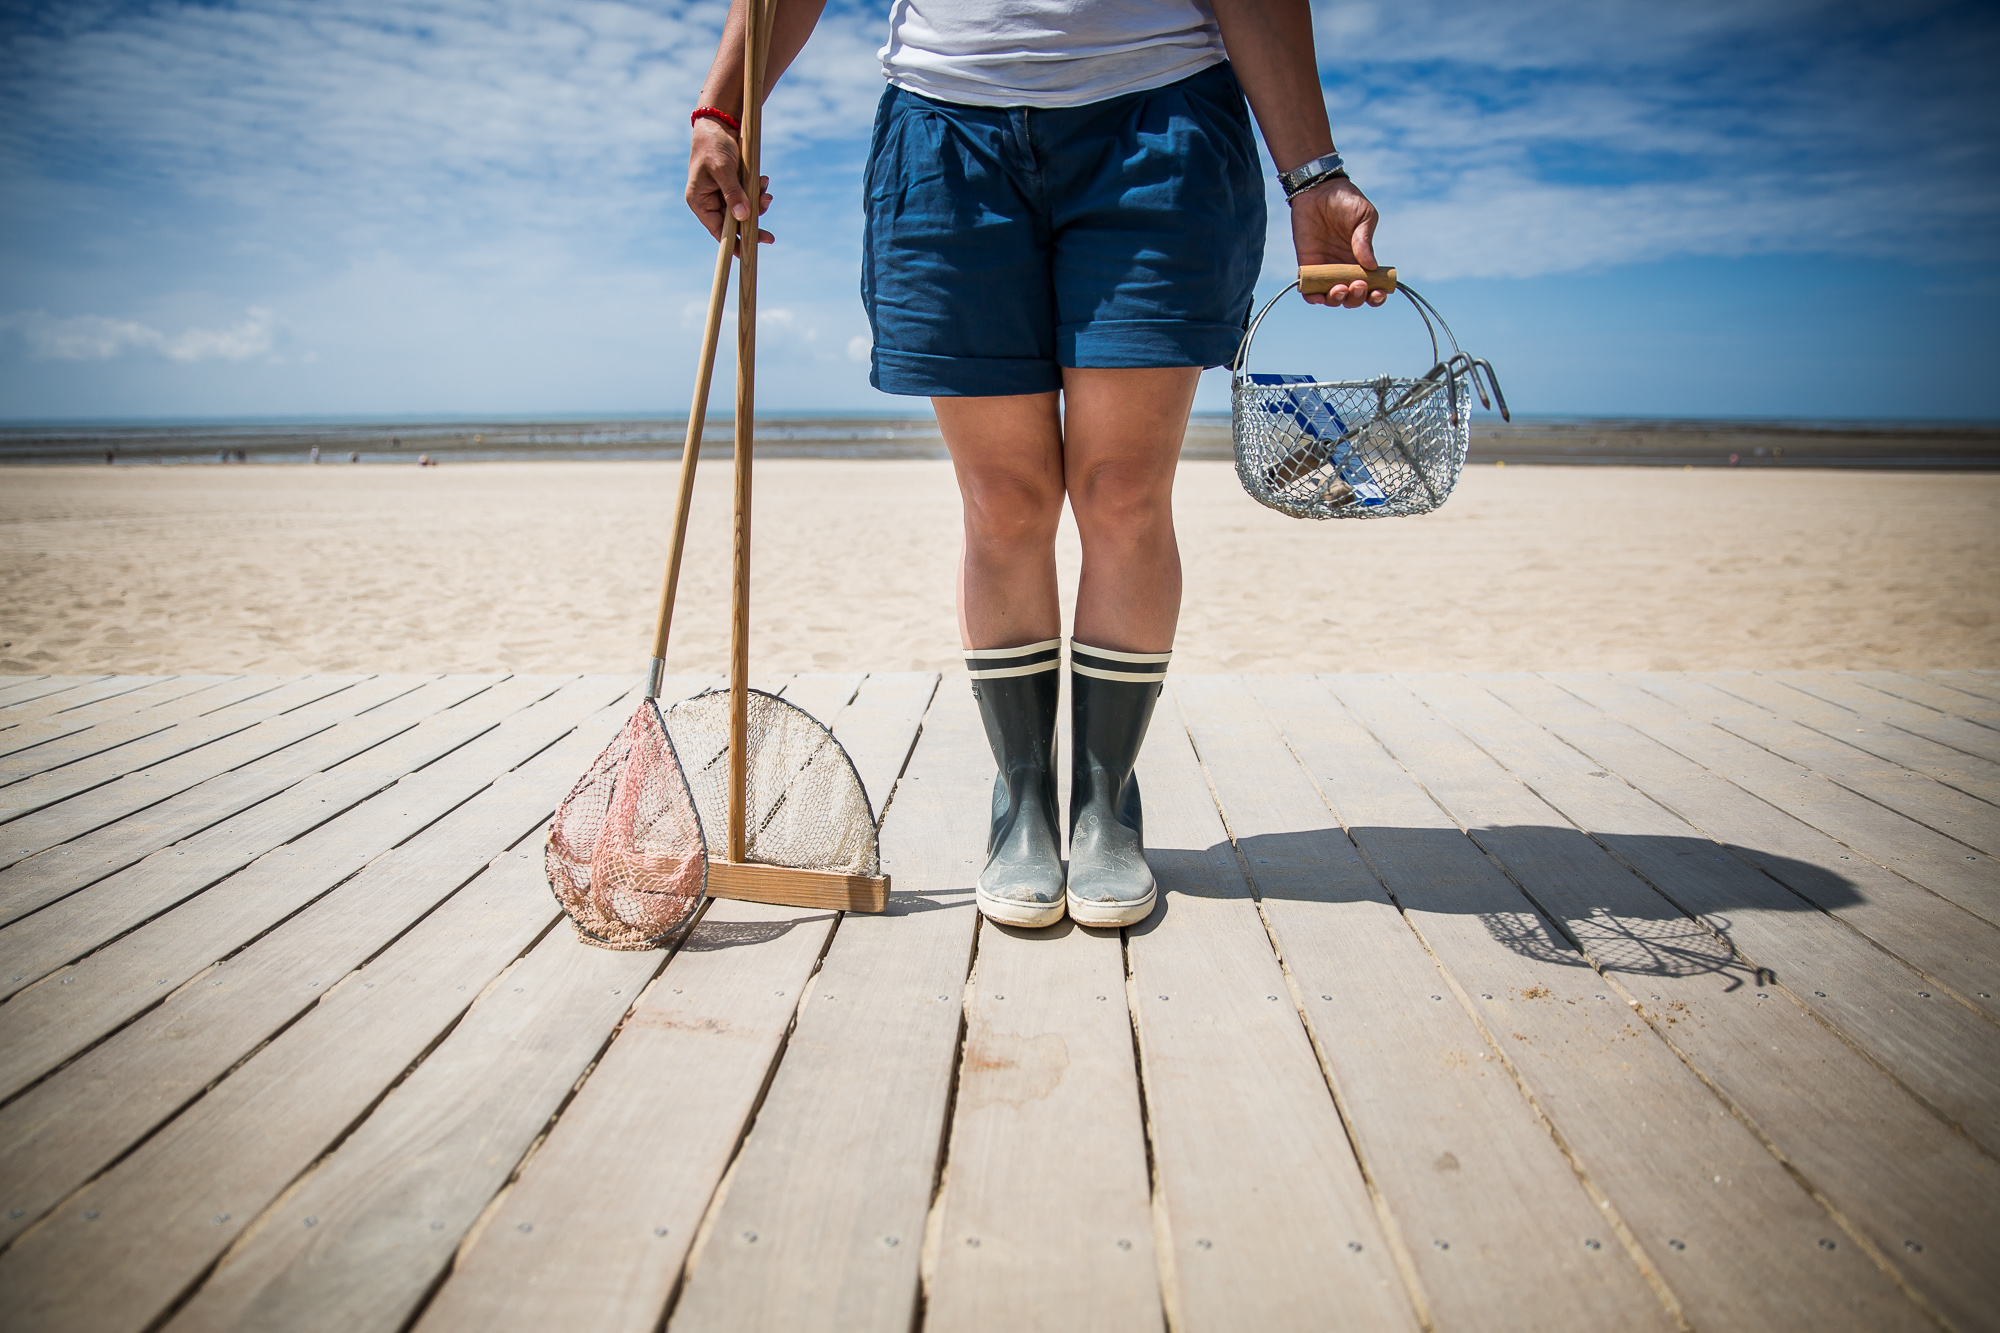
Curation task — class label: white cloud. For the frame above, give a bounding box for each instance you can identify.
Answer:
[3,308,277,362]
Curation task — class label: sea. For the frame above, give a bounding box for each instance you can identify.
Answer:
[2,412,1996,470]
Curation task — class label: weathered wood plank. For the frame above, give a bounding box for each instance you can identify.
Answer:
[1297,674,1927,1332]
[1861,670,2000,728]
[0,676,463,904]
[0,689,648,1332]
[415,898,836,1333]
[1177,674,1668,1332]
[0,677,145,720]
[160,902,664,1333]
[667,680,989,1333]
[0,675,402,854]
[1925,670,2000,706]
[1120,687,1418,1333]
[922,917,1163,1333]
[0,679,647,1251]
[1642,674,2000,857]
[1552,673,1999,928]
[1388,675,2000,1329]
[1408,674,2000,1155]
[1777,671,2000,765]
[1717,673,2000,806]
[0,676,250,764]
[411,672,935,1333]
[0,675,372,825]
[0,678,586,1084]
[0,845,568,1333]
[0,675,502,932]
[0,676,59,708]
[1484,673,2000,1024]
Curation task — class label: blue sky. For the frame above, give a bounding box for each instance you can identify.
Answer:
[2,0,1996,421]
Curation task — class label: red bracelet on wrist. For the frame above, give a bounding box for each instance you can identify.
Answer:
[691,106,741,133]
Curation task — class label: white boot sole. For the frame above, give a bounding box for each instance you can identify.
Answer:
[976,888,1067,929]
[1066,886,1156,927]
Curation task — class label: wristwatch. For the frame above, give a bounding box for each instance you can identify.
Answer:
[1278,151,1348,200]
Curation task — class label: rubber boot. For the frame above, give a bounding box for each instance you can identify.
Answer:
[968,639,1066,927]
[1067,640,1170,926]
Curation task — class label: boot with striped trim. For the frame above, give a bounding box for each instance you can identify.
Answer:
[1067,640,1168,926]
[967,639,1067,928]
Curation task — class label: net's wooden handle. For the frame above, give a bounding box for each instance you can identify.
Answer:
[1299,264,1397,295]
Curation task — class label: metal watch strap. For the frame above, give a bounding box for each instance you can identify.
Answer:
[1278,151,1347,200]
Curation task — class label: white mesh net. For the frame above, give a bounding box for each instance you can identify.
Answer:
[664,688,879,877]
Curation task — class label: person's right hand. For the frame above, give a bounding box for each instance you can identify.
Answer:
[686,117,774,247]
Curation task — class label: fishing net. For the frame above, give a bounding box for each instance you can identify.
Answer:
[547,700,707,949]
[546,689,878,949]
[666,689,879,878]
[1232,281,1507,520]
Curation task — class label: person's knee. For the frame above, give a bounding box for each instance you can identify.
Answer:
[962,466,1063,552]
[1069,459,1172,544]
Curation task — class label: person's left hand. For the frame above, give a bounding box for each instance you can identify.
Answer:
[1290,177,1387,308]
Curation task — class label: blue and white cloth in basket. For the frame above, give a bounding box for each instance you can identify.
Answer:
[1241,374,1387,508]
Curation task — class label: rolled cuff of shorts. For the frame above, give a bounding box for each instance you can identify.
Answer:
[871,348,1064,397]
[1059,319,1247,370]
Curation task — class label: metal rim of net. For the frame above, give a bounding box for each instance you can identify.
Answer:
[1229,280,1509,521]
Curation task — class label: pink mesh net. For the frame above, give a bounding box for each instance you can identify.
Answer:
[546,701,707,949]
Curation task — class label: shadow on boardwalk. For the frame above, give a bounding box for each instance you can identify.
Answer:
[1152,826,1862,989]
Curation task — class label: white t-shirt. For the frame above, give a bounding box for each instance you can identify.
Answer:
[880,1,1229,109]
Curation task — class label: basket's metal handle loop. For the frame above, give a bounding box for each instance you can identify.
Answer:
[1235,277,1455,378]
[1232,280,1302,377]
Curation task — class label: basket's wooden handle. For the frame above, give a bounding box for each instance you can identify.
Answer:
[1299,264,1397,295]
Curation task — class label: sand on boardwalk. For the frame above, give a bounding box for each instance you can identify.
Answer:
[1,460,1995,676]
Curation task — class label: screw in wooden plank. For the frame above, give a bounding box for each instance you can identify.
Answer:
[1433,1239,1449,1250]
[1667,1239,1685,1251]
[1196,1239,1212,1250]
[743,1231,758,1243]
[519,1223,533,1233]
[1347,1242,1363,1253]
[1583,1239,1601,1250]
[655,1227,670,1237]
[966,1237,980,1247]
[304,1217,317,1227]
[1117,1239,1132,1250]
[882,1235,898,1247]
[1904,1240,1923,1252]
[83,1211,99,1220]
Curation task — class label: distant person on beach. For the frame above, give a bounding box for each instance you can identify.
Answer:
[689,0,1383,929]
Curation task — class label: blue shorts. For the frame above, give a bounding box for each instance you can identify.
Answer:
[861,61,1267,398]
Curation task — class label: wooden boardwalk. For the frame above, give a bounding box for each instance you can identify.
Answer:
[0,668,1993,1332]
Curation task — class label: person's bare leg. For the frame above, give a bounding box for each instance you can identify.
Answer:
[933,391,1066,649]
[1058,365,1199,926]
[1061,367,1199,652]
[934,391,1070,926]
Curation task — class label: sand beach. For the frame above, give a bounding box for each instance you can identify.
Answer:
[1,457,1994,677]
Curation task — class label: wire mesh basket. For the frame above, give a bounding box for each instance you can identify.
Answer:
[1231,275,1508,520]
